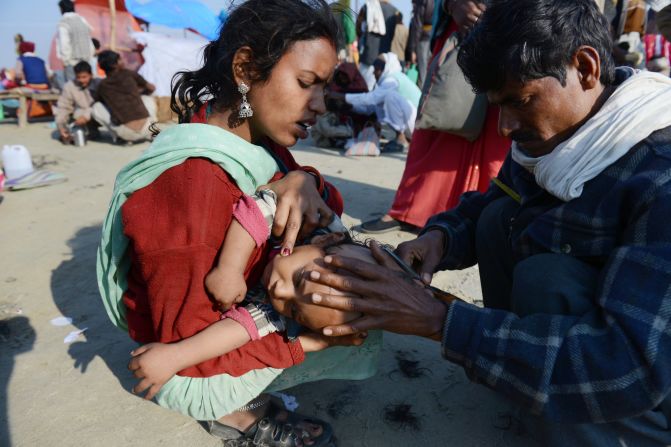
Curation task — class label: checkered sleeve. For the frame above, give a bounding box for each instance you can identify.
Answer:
[441,179,671,423]
[421,157,510,270]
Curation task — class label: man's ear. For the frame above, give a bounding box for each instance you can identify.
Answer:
[574,45,601,90]
[310,232,346,248]
[232,46,255,85]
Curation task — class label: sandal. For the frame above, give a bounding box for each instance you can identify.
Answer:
[209,401,336,447]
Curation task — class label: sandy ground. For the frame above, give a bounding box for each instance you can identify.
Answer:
[0,123,539,446]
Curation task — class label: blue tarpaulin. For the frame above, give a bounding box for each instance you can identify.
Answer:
[124,0,226,40]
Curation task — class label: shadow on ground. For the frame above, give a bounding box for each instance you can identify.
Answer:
[50,225,136,391]
[0,316,36,447]
[323,174,397,222]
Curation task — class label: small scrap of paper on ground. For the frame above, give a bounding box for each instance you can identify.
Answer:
[63,328,87,344]
[50,316,73,326]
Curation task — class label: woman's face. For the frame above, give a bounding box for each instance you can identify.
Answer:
[248,38,337,147]
[263,243,374,330]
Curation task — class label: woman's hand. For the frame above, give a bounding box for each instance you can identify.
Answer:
[306,242,450,340]
[128,343,185,400]
[258,171,333,255]
[395,229,446,285]
[448,0,487,34]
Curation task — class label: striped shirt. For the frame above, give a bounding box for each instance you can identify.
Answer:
[425,124,671,423]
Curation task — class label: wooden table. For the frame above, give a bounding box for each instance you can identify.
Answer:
[0,90,60,128]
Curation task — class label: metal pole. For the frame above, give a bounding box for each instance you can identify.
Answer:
[109,0,117,51]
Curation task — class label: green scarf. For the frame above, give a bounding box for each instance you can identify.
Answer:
[96,123,278,330]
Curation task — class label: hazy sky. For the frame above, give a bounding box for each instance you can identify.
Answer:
[0,0,411,69]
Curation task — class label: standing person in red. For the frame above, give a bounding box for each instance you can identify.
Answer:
[97,1,380,445]
[360,0,511,233]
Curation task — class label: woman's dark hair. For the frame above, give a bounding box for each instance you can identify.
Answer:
[457,0,616,94]
[171,0,341,123]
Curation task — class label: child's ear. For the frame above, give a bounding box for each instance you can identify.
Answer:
[310,232,346,248]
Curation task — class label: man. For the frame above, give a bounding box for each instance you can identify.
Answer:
[54,61,100,144]
[307,0,671,445]
[56,0,95,82]
[390,12,409,65]
[356,0,399,90]
[92,50,156,144]
[406,0,434,87]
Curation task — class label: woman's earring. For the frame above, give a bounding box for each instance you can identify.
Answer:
[238,82,253,119]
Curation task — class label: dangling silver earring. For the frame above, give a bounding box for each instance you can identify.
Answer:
[238,82,253,119]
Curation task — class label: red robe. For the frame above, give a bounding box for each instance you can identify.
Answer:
[388,22,511,227]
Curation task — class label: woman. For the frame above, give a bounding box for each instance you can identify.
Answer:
[361,0,511,232]
[97,1,380,445]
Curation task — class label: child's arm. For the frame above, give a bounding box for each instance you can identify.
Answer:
[128,318,250,400]
[205,218,256,310]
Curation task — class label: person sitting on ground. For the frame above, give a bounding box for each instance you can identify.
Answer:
[329,52,421,152]
[55,61,100,144]
[92,50,156,144]
[14,41,51,90]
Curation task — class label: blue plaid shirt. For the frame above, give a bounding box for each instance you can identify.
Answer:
[425,125,671,423]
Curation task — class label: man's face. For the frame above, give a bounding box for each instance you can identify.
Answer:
[488,66,597,157]
[75,71,92,88]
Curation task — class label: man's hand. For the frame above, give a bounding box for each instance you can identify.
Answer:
[74,116,88,126]
[450,0,487,34]
[306,242,449,339]
[58,127,72,144]
[395,230,446,285]
[258,171,333,256]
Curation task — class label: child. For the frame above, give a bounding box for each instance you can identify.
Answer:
[128,190,361,400]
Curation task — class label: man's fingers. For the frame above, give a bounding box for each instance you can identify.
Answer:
[132,368,145,379]
[321,255,386,280]
[308,268,380,297]
[128,357,139,371]
[310,292,381,314]
[322,316,380,336]
[369,241,400,270]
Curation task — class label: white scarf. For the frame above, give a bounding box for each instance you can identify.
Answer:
[365,0,386,35]
[512,70,671,201]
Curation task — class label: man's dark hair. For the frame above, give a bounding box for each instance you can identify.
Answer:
[171,0,340,123]
[396,12,403,24]
[98,50,120,74]
[457,0,616,93]
[74,61,92,74]
[91,38,101,50]
[58,0,75,14]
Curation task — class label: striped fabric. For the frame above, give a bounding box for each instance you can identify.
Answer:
[424,124,671,423]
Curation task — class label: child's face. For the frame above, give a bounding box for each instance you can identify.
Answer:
[263,243,375,331]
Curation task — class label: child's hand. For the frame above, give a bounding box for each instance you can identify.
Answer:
[127,343,184,400]
[205,266,247,311]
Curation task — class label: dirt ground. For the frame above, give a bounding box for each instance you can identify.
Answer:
[0,123,539,446]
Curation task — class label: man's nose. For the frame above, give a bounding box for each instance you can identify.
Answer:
[498,108,519,138]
